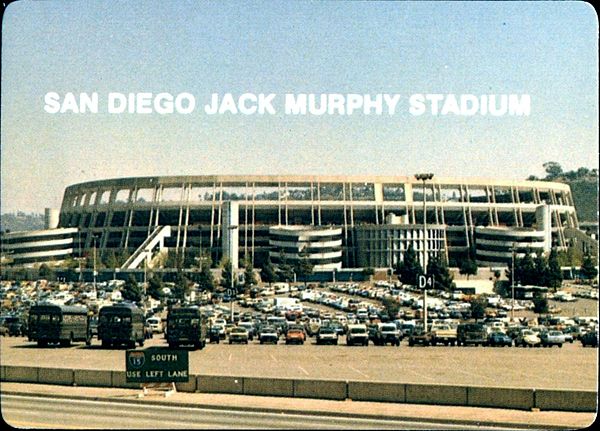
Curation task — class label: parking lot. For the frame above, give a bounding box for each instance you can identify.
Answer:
[1,334,597,391]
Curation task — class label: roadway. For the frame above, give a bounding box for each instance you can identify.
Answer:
[1,393,517,429]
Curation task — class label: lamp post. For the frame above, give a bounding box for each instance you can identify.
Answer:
[415,173,434,330]
[92,235,97,299]
[511,242,516,322]
[227,225,238,322]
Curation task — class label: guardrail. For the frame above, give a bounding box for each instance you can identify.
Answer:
[1,365,596,412]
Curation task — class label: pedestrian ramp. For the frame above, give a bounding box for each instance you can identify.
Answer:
[120,225,171,269]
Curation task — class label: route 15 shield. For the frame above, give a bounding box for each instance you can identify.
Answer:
[128,350,145,369]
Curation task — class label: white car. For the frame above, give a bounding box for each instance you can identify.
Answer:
[146,317,164,333]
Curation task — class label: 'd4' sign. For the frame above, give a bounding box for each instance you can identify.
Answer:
[418,275,435,290]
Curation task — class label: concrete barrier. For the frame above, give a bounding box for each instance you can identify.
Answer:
[37,367,74,386]
[348,381,405,402]
[536,389,597,412]
[1,365,596,412]
[467,386,534,410]
[406,384,467,406]
[197,375,244,394]
[175,375,197,393]
[3,366,38,383]
[294,379,347,400]
[74,369,113,387]
[244,377,294,397]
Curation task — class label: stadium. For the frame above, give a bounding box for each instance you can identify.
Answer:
[8,174,571,271]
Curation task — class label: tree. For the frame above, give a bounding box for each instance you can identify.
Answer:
[294,254,314,287]
[147,273,164,299]
[38,263,56,281]
[260,257,277,286]
[122,274,143,303]
[532,294,548,314]
[427,255,455,291]
[470,296,487,321]
[382,295,400,319]
[242,257,256,293]
[533,252,549,287]
[395,244,422,286]
[546,248,563,291]
[363,267,375,282]
[221,257,235,289]
[165,250,183,269]
[197,257,216,292]
[580,253,598,280]
[102,250,119,268]
[276,252,295,283]
[459,257,478,280]
[543,161,563,180]
[172,271,190,302]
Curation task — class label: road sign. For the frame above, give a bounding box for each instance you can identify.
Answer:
[226,288,236,297]
[418,275,434,290]
[126,348,189,383]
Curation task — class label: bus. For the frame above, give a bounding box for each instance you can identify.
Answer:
[28,304,90,347]
[97,303,145,349]
[166,306,208,349]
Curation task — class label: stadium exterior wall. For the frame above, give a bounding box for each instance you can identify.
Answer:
[55,175,578,269]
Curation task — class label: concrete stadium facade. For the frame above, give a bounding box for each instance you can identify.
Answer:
[56,175,578,269]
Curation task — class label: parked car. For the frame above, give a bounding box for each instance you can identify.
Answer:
[540,330,565,348]
[237,321,255,341]
[487,332,513,347]
[3,316,25,336]
[285,326,306,345]
[316,326,339,345]
[209,325,221,343]
[258,325,279,344]
[581,331,598,348]
[346,324,369,346]
[515,329,541,347]
[228,326,249,344]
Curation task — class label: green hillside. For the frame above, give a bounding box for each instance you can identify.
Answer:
[569,179,598,222]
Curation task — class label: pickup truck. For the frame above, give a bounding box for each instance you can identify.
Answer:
[372,323,401,346]
[457,323,488,346]
[430,324,457,346]
[408,328,433,346]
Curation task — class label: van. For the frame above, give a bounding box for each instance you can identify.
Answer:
[273,283,290,294]
[146,317,164,333]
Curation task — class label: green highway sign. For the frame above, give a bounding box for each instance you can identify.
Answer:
[126,348,189,383]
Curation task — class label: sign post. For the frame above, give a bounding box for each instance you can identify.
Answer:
[418,274,434,331]
[126,348,189,397]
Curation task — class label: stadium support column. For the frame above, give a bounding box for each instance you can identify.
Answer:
[223,201,239,270]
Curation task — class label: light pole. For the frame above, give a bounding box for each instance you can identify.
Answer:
[511,242,516,322]
[92,235,97,299]
[415,173,434,331]
[227,225,238,322]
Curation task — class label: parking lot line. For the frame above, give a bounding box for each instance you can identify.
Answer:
[349,365,369,378]
[298,366,309,376]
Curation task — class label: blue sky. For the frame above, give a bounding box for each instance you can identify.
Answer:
[1,0,598,213]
